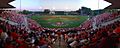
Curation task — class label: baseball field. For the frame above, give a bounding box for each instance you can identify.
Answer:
[30,15,88,28]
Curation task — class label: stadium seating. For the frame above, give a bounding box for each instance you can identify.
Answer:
[0,11,119,48]
[0,11,25,24]
[80,11,120,30]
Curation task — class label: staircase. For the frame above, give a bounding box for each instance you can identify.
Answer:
[0,17,18,25]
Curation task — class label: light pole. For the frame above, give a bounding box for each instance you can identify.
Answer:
[98,0,99,10]
[92,0,100,30]
[20,0,21,11]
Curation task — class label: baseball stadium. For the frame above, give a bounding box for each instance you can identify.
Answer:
[0,0,120,48]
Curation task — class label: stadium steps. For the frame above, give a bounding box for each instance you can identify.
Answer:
[100,16,120,26]
[50,37,68,48]
[0,17,18,25]
[118,43,120,48]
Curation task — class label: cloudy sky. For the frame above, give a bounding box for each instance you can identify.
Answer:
[9,0,111,11]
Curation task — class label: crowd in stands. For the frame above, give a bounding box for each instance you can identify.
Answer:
[79,11,120,30]
[27,18,43,31]
[94,11,120,25]
[0,11,25,24]
[0,10,119,48]
[0,11,43,31]
[66,20,120,48]
[0,19,54,48]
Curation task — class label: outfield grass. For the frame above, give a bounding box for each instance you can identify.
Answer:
[30,15,88,28]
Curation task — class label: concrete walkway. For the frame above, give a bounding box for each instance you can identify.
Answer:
[51,37,68,48]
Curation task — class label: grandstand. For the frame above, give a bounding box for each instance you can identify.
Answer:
[0,0,120,48]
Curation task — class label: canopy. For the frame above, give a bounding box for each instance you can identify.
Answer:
[104,0,120,9]
[0,0,15,8]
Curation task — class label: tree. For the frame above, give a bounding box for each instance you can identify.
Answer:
[81,7,92,15]
[19,10,32,15]
[43,9,50,14]
[76,9,81,15]
[76,7,92,15]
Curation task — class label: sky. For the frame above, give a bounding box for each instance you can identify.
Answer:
[9,0,111,11]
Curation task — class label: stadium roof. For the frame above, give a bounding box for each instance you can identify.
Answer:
[0,0,120,9]
[104,0,120,9]
[0,0,15,8]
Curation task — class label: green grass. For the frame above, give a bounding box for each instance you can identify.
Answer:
[30,15,88,28]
